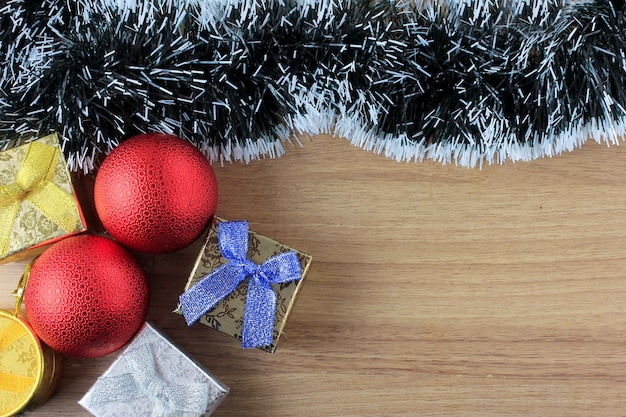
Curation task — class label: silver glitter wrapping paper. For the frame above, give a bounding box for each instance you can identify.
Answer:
[79,322,229,417]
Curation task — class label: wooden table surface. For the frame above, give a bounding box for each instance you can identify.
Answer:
[3,135,626,416]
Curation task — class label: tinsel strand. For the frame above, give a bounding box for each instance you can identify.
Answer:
[1,0,625,171]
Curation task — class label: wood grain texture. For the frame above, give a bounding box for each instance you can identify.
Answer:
[2,135,626,416]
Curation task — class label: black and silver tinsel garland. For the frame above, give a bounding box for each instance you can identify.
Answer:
[1,0,625,171]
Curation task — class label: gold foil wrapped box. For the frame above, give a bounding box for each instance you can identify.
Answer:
[175,217,313,353]
[0,310,62,416]
[0,133,87,264]
[79,322,229,417]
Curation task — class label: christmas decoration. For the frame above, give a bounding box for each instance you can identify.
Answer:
[1,0,625,170]
[0,308,62,416]
[79,322,229,417]
[93,132,218,254]
[23,235,149,358]
[175,217,312,353]
[0,133,87,264]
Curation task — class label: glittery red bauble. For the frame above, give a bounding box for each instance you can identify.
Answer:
[24,235,149,358]
[93,133,218,254]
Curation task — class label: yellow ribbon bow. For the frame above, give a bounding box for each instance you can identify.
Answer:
[0,139,79,257]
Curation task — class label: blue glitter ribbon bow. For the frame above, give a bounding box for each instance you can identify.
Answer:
[179,221,302,349]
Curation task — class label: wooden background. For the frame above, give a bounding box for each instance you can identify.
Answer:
[2,135,626,416]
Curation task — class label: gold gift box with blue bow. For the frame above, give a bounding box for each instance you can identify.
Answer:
[175,217,313,353]
[0,133,87,264]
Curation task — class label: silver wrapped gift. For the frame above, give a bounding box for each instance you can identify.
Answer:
[79,322,229,417]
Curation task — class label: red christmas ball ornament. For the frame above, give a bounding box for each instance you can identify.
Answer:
[94,133,218,254]
[24,235,149,358]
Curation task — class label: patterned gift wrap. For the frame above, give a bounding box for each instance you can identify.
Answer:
[176,217,313,353]
[0,309,62,416]
[79,322,229,417]
[0,133,87,264]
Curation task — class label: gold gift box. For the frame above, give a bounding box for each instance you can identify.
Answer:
[0,309,63,416]
[0,133,88,264]
[175,217,312,353]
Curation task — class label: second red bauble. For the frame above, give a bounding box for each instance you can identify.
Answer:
[24,235,149,358]
[94,133,218,253]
